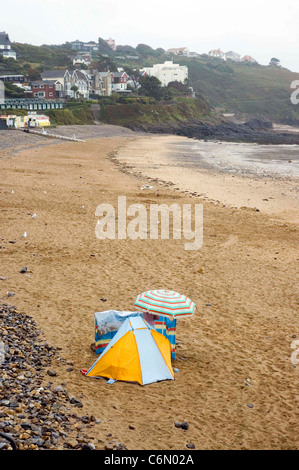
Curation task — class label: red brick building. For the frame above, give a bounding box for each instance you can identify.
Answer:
[30,80,56,99]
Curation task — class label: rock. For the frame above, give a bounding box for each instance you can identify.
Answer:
[19,267,27,274]
[105,442,114,450]
[70,397,83,408]
[186,443,195,449]
[82,443,96,450]
[67,439,79,449]
[0,303,98,451]
[52,385,65,394]
[46,369,57,377]
[174,421,181,428]
[180,421,189,430]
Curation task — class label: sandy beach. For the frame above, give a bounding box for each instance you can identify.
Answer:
[0,127,298,450]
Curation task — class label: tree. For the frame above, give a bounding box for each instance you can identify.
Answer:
[135,43,156,58]
[71,85,79,98]
[4,82,25,98]
[96,54,118,72]
[123,66,141,89]
[138,75,163,100]
[269,57,281,67]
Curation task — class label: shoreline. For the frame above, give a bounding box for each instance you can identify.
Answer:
[0,132,298,450]
[114,134,299,225]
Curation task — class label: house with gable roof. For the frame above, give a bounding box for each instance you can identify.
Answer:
[0,31,16,60]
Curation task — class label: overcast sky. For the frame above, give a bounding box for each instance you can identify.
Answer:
[1,0,299,72]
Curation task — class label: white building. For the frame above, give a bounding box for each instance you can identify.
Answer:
[225,51,241,62]
[71,70,90,99]
[0,31,17,60]
[139,60,188,87]
[72,54,91,66]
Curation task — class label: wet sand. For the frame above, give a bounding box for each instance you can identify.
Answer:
[116,135,299,224]
[0,131,298,450]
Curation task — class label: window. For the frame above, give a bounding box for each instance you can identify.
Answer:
[49,92,53,96]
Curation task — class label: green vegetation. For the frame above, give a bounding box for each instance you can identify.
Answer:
[13,43,73,68]
[4,82,25,98]
[0,102,94,126]
[44,102,94,125]
[1,37,299,124]
[175,56,299,121]
[99,95,219,127]
[0,108,28,116]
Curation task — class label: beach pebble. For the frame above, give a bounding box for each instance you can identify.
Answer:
[186,443,195,449]
[0,304,99,451]
[247,404,254,409]
[19,266,27,274]
[46,369,57,377]
[70,397,83,408]
[181,421,189,430]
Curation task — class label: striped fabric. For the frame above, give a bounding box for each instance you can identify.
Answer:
[95,329,116,355]
[154,316,177,360]
[134,290,196,319]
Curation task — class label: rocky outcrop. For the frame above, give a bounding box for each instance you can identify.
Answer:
[127,118,299,145]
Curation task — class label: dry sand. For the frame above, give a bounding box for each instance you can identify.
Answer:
[0,130,298,450]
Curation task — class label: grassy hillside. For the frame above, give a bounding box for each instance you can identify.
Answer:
[99,95,221,127]
[2,39,299,123]
[174,56,299,121]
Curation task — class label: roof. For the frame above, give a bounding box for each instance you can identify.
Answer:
[42,70,68,79]
[0,74,24,78]
[242,55,256,61]
[32,80,55,86]
[110,71,127,77]
[72,70,89,80]
[0,32,11,46]
[225,51,241,56]
[209,49,224,55]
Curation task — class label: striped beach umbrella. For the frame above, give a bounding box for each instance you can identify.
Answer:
[134,289,196,320]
